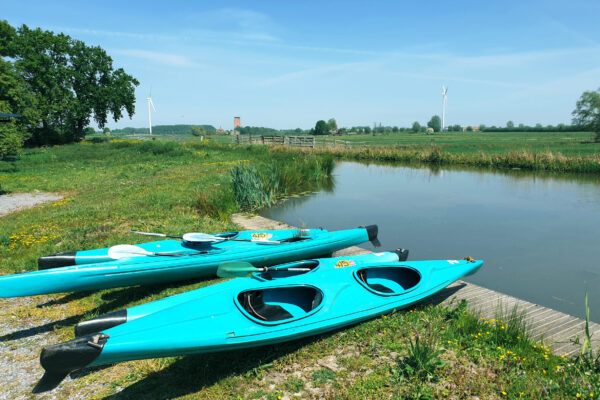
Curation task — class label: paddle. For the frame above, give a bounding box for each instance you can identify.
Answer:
[217,261,311,278]
[107,244,206,259]
[128,230,282,244]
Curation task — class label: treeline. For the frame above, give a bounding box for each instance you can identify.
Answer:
[480,124,586,133]
[0,20,138,159]
[112,124,216,135]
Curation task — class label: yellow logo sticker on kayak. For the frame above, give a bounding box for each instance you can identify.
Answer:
[335,260,356,268]
[251,233,273,241]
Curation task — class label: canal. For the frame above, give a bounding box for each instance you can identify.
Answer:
[261,161,600,322]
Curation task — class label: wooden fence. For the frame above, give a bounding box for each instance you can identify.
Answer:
[233,135,315,148]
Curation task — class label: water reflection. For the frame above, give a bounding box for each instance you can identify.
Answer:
[263,161,600,322]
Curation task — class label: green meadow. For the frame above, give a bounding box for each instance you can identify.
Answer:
[0,139,598,399]
[314,131,600,157]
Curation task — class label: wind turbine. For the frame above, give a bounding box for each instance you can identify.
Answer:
[146,88,156,135]
[442,86,448,131]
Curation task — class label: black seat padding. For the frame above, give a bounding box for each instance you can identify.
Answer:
[357,270,394,294]
[241,291,293,322]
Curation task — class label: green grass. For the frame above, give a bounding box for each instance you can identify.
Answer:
[0,139,599,399]
[316,131,600,157]
[266,132,599,173]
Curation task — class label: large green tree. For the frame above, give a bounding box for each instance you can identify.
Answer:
[314,120,329,135]
[572,88,600,142]
[0,58,38,158]
[427,115,442,132]
[0,21,138,145]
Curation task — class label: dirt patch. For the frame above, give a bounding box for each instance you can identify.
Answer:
[0,193,64,217]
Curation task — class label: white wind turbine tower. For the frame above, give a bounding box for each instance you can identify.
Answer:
[442,85,448,131]
[146,88,156,135]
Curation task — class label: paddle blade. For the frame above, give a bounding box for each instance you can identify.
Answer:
[107,245,149,259]
[217,262,259,278]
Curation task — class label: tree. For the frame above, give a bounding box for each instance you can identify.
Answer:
[427,115,441,132]
[572,88,600,142]
[0,102,25,160]
[479,124,486,131]
[506,120,515,129]
[0,20,138,145]
[314,120,329,135]
[327,118,337,132]
[190,125,206,137]
[0,58,38,135]
[411,121,421,133]
[102,127,111,136]
[84,127,96,136]
[0,61,35,157]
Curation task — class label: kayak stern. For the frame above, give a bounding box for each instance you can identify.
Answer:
[34,333,108,393]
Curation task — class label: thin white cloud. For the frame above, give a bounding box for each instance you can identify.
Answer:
[260,62,378,86]
[112,49,201,68]
[185,8,280,43]
[388,72,529,89]
[438,46,600,68]
[541,15,597,46]
[48,26,175,41]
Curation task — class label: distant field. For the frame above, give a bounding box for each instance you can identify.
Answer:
[315,131,600,157]
[96,131,600,158]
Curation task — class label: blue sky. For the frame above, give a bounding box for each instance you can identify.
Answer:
[3,0,600,130]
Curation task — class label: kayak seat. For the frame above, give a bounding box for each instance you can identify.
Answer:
[357,270,393,293]
[240,291,293,322]
[239,287,323,322]
[357,267,421,295]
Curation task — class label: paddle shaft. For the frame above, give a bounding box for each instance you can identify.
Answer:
[129,230,281,244]
[259,267,311,272]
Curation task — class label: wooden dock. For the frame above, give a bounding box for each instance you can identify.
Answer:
[232,214,600,357]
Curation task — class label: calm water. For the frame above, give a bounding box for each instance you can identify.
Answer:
[262,162,600,322]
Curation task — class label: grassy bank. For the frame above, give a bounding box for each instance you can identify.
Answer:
[0,139,332,274]
[104,131,600,173]
[0,139,598,398]
[267,140,600,174]
[315,131,600,157]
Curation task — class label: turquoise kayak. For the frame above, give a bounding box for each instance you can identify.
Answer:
[0,226,378,297]
[35,253,482,392]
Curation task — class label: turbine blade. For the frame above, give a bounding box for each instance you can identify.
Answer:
[150,98,157,112]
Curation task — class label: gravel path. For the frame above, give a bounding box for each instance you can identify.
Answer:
[0,192,80,399]
[0,193,64,217]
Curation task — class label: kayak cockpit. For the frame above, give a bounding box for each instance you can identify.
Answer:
[237,286,323,324]
[355,266,421,296]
